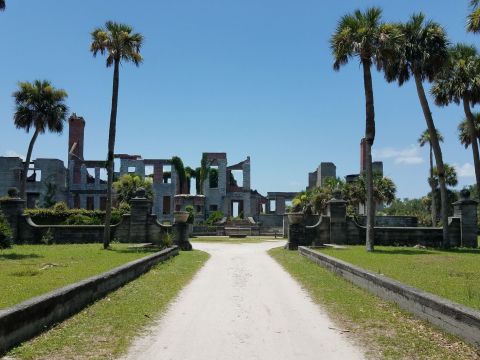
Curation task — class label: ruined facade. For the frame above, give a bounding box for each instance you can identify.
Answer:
[0,114,268,222]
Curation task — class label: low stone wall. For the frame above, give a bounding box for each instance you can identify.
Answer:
[192,225,218,236]
[0,246,179,355]
[357,215,418,227]
[298,247,480,348]
[287,191,477,249]
[258,214,283,228]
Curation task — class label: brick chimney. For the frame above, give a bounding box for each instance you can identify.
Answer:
[68,113,85,160]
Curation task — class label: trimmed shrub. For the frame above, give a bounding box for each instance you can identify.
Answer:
[206,211,224,225]
[0,210,12,249]
[25,202,125,225]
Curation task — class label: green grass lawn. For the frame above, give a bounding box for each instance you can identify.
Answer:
[269,247,479,359]
[317,246,480,310]
[0,243,162,309]
[6,250,209,360]
[191,236,284,243]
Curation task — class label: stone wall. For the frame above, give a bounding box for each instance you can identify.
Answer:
[0,246,179,355]
[356,215,418,227]
[299,247,480,348]
[287,190,478,249]
[1,192,171,245]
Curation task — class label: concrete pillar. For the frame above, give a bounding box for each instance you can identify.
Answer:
[80,164,87,184]
[327,189,347,244]
[129,188,152,243]
[94,168,100,185]
[453,189,478,248]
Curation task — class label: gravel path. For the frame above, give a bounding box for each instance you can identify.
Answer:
[122,241,365,360]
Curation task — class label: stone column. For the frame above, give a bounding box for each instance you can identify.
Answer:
[327,189,347,245]
[453,189,478,248]
[0,192,25,242]
[173,211,192,251]
[129,188,152,243]
[174,222,192,251]
[286,213,304,250]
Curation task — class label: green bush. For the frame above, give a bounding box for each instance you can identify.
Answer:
[206,210,224,225]
[185,205,196,224]
[64,214,102,225]
[25,202,124,225]
[0,210,12,249]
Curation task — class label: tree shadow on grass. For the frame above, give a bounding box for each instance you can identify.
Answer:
[108,247,161,255]
[372,249,433,256]
[0,253,43,260]
[442,248,480,255]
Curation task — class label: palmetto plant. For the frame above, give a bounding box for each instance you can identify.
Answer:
[458,114,480,148]
[431,44,480,199]
[91,21,143,249]
[468,0,480,33]
[13,80,68,200]
[418,129,444,226]
[384,13,450,247]
[330,7,402,252]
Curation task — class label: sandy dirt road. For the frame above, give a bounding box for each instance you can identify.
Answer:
[122,241,364,360]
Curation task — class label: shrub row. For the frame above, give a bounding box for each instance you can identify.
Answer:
[24,202,131,226]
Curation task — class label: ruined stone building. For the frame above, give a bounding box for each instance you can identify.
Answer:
[0,114,270,222]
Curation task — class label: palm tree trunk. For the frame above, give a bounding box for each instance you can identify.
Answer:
[20,128,40,201]
[103,58,120,249]
[414,72,449,247]
[429,144,437,226]
[463,95,480,200]
[362,60,375,252]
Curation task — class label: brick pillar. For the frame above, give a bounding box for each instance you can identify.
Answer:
[0,195,26,242]
[327,189,347,245]
[129,188,152,243]
[68,114,85,159]
[453,189,478,248]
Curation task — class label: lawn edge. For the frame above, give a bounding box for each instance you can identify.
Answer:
[0,246,179,355]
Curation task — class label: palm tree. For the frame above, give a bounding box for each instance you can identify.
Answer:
[418,129,444,226]
[458,114,480,148]
[468,0,480,33]
[91,21,143,249]
[385,14,450,247]
[13,80,68,200]
[431,44,480,199]
[331,7,401,252]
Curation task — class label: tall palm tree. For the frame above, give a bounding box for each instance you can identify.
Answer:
[458,114,480,148]
[468,0,480,33]
[13,80,68,200]
[385,14,450,247]
[418,129,444,226]
[91,21,143,249]
[431,44,480,199]
[331,7,401,252]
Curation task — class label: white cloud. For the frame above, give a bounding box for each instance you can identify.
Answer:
[373,145,424,165]
[5,150,25,160]
[454,163,475,178]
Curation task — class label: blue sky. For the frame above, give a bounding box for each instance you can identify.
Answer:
[0,0,478,198]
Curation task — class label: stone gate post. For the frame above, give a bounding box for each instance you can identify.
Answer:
[453,189,478,248]
[327,189,347,245]
[129,188,152,243]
